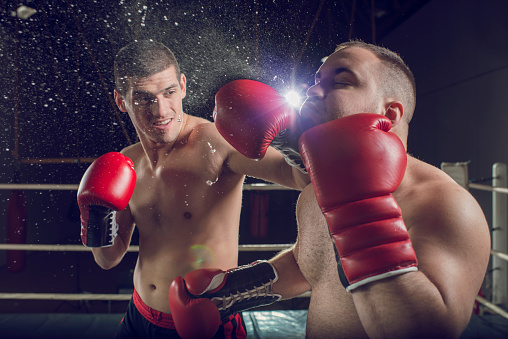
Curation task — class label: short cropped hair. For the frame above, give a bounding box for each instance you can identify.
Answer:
[335,41,416,124]
[114,40,181,96]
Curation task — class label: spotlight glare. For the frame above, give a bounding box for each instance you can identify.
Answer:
[284,90,302,108]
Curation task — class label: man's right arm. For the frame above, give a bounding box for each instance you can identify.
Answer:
[168,242,310,339]
[213,79,310,190]
[270,243,311,299]
[77,152,137,270]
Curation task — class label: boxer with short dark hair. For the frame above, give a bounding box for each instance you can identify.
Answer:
[169,41,491,338]
[78,40,309,339]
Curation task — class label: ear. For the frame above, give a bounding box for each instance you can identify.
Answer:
[114,89,127,112]
[383,101,403,127]
[180,73,187,99]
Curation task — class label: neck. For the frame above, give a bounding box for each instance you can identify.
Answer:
[141,114,187,168]
[390,124,408,151]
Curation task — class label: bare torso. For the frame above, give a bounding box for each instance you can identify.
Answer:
[296,183,367,338]
[295,155,484,338]
[122,116,245,313]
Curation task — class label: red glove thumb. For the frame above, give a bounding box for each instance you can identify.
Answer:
[168,277,221,339]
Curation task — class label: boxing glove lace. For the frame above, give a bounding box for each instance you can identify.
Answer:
[168,261,280,339]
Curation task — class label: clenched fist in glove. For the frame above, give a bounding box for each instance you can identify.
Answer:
[168,261,280,339]
[213,79,306,172]
[77,152,136,247]
[299,113,418,292]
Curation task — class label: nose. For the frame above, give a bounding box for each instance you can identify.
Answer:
[151,97,169,116]
[306,82,324,99]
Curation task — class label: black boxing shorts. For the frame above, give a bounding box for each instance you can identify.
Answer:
[116,289,246,338]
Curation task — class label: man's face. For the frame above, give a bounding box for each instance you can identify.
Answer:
[115,66,187,145]
[300,47,384,130]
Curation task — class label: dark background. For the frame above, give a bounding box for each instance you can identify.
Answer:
[0,0,506,314]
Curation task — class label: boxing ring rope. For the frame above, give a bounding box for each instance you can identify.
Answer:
[0,183,296,191]
[0,242,301,301]
[0,242,311,301]
[0,182,304,302]
[7,168,508,318]
[0,244,291,252]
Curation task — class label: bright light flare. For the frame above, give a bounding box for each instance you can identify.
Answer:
[284,90,303,108]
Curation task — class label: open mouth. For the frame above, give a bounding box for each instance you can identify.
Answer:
[152,118,172,127]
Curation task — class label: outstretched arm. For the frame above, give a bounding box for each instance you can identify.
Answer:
[227,145,310,190]
[270,243,311,299]
[168,241,310,339]
[213,79,310,190]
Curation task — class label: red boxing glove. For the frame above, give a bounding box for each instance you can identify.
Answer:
[169,261,280,339]
[77,152,136,247]
[299,113,418,291]
[213,79,296,160]
[168,276,221,339]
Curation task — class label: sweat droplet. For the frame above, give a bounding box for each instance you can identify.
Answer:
[206,175,218,186]
[207,142,216,154]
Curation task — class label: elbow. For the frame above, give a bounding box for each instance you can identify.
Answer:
[97,261,117,270]
[409,310,470,339]
[91,249,122,270]
[287,166,310,191]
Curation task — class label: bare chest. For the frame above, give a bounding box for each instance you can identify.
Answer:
[296,186,339,285]
[296,186,366,337]
[129,147,228,231]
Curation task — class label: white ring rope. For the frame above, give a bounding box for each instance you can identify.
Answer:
[0,183,296,191]
[0,291,311,301]
[475,295,508,320]
[0,244,292,252]
[0,293,132,301]
[490,249,508,262]
[3,180,508,315]
[0,183,295,303]
[468,182,508,195]
[0,243,295,301]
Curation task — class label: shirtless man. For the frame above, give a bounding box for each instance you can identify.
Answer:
[169,41,491,338]
[76,40,308,338]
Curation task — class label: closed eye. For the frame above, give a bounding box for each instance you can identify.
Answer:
[334,82,351,88]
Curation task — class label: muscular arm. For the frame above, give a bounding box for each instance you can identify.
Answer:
[352,185,490,338]
[91,201,135,270]
[270,242,311,299]
[227,145,310,190]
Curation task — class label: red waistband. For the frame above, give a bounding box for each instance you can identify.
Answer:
[132,289,236,330]
[133,289,176,329]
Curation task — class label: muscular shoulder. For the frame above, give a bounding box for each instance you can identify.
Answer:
[401,157,490,264]
[402,158,486,232]
[120,143,144,164]
[183,115,227,144]
[185,117,238,164]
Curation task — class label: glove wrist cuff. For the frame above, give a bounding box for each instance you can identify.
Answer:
[81,205,117,247]
[208,260,281,319]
